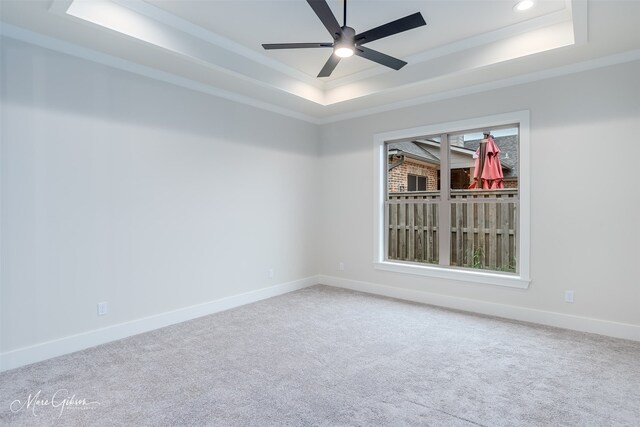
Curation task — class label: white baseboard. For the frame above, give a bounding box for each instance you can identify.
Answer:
[0,276,319,372]
[4,274,637,372]
[319,275,640,342]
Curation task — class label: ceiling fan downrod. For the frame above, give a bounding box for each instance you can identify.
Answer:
[343,0,347,28]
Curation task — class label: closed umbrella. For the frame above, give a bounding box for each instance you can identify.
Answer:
[469,134,504,189]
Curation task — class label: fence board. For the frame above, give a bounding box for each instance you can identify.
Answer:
[511,203,517,271]
[398,203,407,259]
[466,202,475,268]
[477,202,485,268]
[455,204,463,266]
[501,203,509,269]
[425,204,433,262]
[389,203,397,259]
[408,204,415,260]
[416,204,424,261]
[432,204,439,263]
[488,203,497,269]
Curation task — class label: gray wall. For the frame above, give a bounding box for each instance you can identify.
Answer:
[318,60,640,327]
[1,39,320,352]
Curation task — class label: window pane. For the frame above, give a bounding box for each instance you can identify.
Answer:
[449,128,519,273]
[407,175,417,191]
[418,176,427,191]
[448,133,474,190]
[386,138,440,265]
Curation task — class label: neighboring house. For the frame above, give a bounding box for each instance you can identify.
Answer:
[388,135,518,192]
[387,141,440,192]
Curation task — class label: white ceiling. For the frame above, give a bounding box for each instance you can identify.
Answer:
[146,0,567,80]
[1,0,639,122]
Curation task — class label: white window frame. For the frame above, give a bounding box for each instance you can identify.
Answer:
[373,111,531,289]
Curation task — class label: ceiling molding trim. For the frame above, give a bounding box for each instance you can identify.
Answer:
[569,0,588,44]
[0,23,322,124]
[48,0,74,14]
[325,2,575,89]
[59,0,326,104]
[318,49,640,124]
[109,0,322,89]
[323,20,577,106]
[4,22,636,127]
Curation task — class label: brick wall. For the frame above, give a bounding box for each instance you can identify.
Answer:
[388,156,438,192]
[503,179,518,189]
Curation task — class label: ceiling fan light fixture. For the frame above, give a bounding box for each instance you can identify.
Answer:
[335,46,354,58]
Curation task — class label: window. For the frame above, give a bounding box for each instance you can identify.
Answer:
[407,174,427,191]
[374,111,530,288]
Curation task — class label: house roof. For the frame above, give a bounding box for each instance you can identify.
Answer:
[388,141,440,165]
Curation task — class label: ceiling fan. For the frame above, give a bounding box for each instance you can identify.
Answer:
[262,0,427,78]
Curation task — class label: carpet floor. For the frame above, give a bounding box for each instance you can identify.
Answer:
[1,285,639,426]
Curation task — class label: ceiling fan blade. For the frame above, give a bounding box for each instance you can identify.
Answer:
[317,54,341,77]
[262,43,333,50]
[355,46,407,70]
[355,12,426,45]
[307,0,342,40]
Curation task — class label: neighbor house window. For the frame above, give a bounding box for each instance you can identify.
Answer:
[374,111,530,288]
[407,174,427,191]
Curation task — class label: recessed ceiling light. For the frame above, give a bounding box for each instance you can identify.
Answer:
[514,0,534,11]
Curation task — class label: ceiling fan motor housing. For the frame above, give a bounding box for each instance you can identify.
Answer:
[338,26,355,43]
[334,26,356,55]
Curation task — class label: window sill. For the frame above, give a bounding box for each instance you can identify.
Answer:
[373,261,530,289]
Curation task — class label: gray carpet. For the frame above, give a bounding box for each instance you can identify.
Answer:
[1,285,639,426]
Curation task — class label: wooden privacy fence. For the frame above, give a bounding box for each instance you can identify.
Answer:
[387,192,439,264]
[387,189,518,272]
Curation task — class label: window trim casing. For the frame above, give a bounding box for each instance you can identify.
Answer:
[373,111,531,289]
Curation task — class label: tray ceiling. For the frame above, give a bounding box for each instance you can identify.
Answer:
[1,0,639,122]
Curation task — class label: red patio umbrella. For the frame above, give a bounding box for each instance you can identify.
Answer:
[469,134,504,189]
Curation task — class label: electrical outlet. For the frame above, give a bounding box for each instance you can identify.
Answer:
[564,291,574,303]
[338,262,345,271]
[97,301,108,316]
[268,268,274,279]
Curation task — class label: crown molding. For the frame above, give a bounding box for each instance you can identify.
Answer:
[317,49,640,124]
[108,0,322,89]
[325,0,576,89]
[0,23,322,124]
[3,6,639,126]
[57,0,326,104]
[3,22,639,125]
